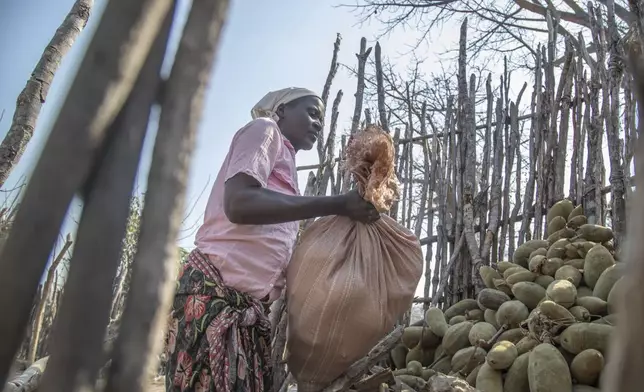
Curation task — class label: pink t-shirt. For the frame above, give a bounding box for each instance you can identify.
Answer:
[194,117,300,302]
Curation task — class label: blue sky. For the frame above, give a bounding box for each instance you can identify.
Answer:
[1,0,464,251]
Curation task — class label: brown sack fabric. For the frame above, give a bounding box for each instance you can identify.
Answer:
[285,126,423,391]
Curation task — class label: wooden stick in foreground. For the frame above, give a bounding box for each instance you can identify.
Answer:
[601,41,644,392]
[0,0,173,385]
[3,356,48,392]
[103,1,231,390]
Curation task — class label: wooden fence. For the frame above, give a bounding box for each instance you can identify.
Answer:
[296,10,636,312]
[1,0,644,391]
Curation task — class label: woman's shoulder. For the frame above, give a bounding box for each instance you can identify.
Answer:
[229,117,284,151]
[238,117,281,137]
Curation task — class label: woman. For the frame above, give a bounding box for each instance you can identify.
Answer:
[164,87,380,392]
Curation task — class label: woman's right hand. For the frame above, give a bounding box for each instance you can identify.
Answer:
[224,173,382,225]
[339,190,381,224]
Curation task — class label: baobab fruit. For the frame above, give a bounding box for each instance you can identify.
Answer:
[506,270,537,286]
[528,255,548,275]
[401,326,440,349]
[477,289,511,311]
[547,239,569,258]
[565,243,581,259]
[513,240,549,268]
[497,261,515,273]
[564,258,585,270]
[548,216,567,236]
[591,314,616,325]
[493,278,513,296]
[486,340,518,370]
[405,344,423,364]
[451,346,487,374]
[567,215,588,229]
[544,258,564,277]
[420,368,436,381]
[575,241,596,258]
[547,227,576,246]
[515,336,539,355]
[496,300,529,328]
[466,364,482,386]
[511,281,546,310]
[592,264,622,301]
[570,349,604,386]
[476,362,503,392]
[466,309,485,322]
[424,307,448,337]
[577,224,614,243]
[484,309,500,329]
[583,245,615,289]
[575,296,608,316]
[569,306,591,322]
[547,199,574,224]
[602,240,615,252]
[390,344,408,369]
[401,327,420,349]
[442,321,474,356]
[503,352,530,392]
[503,266,529,280]
[449,315,467,325]
[558,323,613,355]
[568,204,583,221]
[431,356,452,374]
[497,328,525,344]
[530,247,548,259]
[444,298,479,320]
[546,279,578,308]
[555,265,582,287]
[606,276,625,314]
[468,322,497,346]
[534,275,555,289]
[575,285,593,298]
[406,360,423,376]
[528,343,572,392]
[480,265,503,289]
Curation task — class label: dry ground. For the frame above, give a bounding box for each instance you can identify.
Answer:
[147,376,165,391]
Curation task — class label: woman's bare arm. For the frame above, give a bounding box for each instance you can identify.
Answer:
[223,173,378,225]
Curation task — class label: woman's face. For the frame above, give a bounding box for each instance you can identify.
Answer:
[277,96,324,151]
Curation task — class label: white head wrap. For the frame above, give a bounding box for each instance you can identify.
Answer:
[251,87,321,122]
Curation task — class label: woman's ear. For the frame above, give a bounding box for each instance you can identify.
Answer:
[276,104,286,120]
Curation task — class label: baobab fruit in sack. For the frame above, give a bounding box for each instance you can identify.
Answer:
[286,125,423,391]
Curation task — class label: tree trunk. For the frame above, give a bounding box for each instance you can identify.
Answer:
[0,0,93,188]
[27,235,72,363]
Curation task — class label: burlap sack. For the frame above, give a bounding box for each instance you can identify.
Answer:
[285,126,423,391]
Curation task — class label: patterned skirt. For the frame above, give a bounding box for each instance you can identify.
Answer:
[164,249,272,392]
